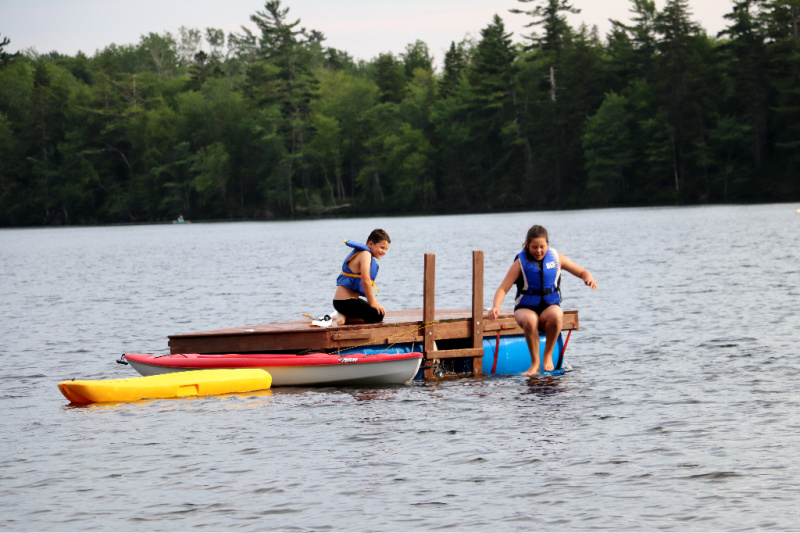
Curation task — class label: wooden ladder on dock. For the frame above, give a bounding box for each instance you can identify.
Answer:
[421,251,485,379]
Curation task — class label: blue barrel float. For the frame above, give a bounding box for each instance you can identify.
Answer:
[484,332,565,376]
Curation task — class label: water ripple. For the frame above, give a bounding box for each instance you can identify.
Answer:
[1,205,800,531]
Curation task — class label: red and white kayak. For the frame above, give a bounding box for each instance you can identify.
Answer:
[122,352,423,387]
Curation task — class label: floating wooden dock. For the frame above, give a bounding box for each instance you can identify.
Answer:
[168,251,579,379]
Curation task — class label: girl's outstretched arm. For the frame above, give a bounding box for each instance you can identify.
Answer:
[559,253,597,290]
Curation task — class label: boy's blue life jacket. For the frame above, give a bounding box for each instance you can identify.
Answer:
[336,240,379,297]
[514,248,562,308]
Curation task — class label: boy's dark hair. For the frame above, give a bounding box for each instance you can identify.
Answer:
[523,225,549,249]
[368,228,391,244]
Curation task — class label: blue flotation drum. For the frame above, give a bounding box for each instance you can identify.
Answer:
[482,333,565,376]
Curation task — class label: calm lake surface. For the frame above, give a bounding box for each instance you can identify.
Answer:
[1,204,799,531]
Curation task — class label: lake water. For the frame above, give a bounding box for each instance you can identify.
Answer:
[1,204,799,531]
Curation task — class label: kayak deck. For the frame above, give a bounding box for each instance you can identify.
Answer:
[58,368,272,404]
[123,352,424,387]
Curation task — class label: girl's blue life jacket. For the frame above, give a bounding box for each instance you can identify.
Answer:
[514,248,562,307]
[336,240,379,297]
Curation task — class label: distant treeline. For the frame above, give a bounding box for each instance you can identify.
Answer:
[0,0,798,226]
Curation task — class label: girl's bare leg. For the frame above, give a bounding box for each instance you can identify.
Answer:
[538,305,564,371]
[515,308,541,375]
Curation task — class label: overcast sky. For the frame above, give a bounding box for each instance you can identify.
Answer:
[2,0,734,67]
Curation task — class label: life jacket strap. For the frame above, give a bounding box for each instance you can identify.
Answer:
[523,288,556,296]
[339,271,379,295]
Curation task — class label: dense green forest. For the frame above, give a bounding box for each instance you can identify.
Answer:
[1,0,798,226]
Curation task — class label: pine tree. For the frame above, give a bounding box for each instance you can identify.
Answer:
[0,34,20,66]
[607,0,658,84]
[512,0,581,205]
[438,41,467,97]
[373,53,407,103]
[652,0,710,201]
[401,40,434,79]
[512,0,580,53]
[717,1,771,190]
[464,15,530,208]
[247,0,320,215]
[762,0,800,193]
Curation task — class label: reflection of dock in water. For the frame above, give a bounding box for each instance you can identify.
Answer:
[168,251,579,379]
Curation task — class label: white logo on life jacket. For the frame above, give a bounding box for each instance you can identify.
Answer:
[546,261,555,269]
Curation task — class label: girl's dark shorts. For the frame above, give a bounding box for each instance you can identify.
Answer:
[514,302,560,316]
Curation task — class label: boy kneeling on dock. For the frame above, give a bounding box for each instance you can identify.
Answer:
[333,229,391,325]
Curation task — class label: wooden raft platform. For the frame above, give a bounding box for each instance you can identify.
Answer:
[168,251,579,378]
[169,309,579,353]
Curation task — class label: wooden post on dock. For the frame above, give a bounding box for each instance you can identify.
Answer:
[421,251,485,379]
[422,253,436,379]
[471,250,484,374]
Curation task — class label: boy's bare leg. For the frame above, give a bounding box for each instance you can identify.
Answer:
[539,305,564,371]
[515,308,541,375]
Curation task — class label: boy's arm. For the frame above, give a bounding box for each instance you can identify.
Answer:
[358,252,385,314]
[559,253,597,290]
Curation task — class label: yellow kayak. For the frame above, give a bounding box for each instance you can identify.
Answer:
[58,368,272,404]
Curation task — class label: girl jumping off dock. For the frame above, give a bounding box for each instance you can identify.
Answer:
[488,225,597,375]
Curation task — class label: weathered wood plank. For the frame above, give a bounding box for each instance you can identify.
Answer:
[331,331,374,340]
[431,348,484,360]
[167,309,577,339]
[167,309,579,354]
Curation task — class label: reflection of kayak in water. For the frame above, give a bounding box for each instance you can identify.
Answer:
[172,215,190,224]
